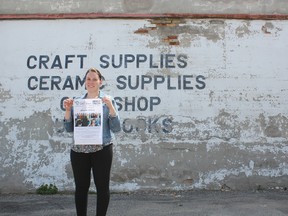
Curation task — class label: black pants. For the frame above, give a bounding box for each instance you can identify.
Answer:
[70,144,113,216]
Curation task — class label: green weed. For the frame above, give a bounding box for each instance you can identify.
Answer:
[36,184,58,195]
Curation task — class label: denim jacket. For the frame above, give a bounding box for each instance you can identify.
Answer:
[64,91,121,153]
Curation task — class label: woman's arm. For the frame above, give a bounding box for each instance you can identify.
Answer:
[103,96,121,133]
[63,98,74,132]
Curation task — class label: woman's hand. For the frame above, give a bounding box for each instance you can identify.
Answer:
[102,96,117,117]
[63,98,74,111]
[102,96,113,108]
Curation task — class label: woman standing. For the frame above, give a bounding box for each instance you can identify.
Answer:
[63,68,121,216]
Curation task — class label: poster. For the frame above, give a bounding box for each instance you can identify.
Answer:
[73,99,103,145]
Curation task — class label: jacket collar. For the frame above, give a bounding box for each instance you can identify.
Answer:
[81,91,103,99]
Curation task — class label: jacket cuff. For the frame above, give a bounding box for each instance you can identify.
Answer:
[63,118,72,123]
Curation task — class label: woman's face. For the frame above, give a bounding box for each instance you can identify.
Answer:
[85,71,102,92]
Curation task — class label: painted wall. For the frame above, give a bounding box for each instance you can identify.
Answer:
[0,18,288,193]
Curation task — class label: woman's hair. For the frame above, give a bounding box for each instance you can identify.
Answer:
[85,68,104,80]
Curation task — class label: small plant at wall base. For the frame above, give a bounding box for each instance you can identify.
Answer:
[36,184,58,195]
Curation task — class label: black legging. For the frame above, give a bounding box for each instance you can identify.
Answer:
[70,144,113,216]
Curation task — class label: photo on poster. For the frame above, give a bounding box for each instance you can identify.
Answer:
[73,99,103,145]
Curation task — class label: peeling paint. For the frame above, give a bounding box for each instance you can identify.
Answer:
[135,18,225,48]
[235,21,253,38]
[0,85,12,102]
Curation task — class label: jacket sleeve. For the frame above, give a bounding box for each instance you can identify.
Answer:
[108,99,121,133]
[64,108,74,132]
